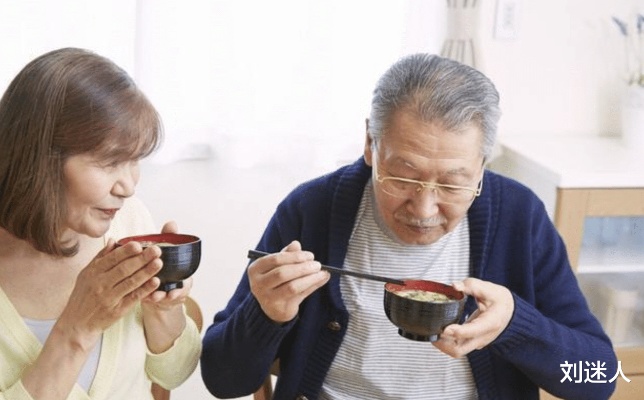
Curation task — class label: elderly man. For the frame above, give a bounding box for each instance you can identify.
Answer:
[201,54,617,400]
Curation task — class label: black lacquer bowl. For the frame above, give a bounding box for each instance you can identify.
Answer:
[384,279,466,342]
[116,233,201,292]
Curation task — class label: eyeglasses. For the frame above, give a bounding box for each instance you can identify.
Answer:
[373,160,483,204]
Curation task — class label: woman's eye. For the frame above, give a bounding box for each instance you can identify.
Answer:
[95,160,122,169]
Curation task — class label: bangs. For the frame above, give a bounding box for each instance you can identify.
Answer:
[94,117,162,164]
[59,86,164,164]
[50,54,164,163]
[97,88,163,162]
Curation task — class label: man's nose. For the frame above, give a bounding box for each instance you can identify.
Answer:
[409,186,440,218]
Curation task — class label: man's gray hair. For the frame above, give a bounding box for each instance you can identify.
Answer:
[369,54,501,159]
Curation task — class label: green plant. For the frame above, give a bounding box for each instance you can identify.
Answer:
[612,14,644,86]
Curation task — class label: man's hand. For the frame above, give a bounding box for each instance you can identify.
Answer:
[433,278,514,358]
[248,241,330,323]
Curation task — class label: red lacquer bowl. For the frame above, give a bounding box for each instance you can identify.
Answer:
[116,233,201,292]
[384,279,466,342]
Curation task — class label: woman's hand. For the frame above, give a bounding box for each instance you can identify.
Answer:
[248,241,330,324]
[433,277,514,358]
[19,226,165,400]
[56,239,163,351]
[141,220,191,353]
[21,239,162,400]
[141,220,189,309]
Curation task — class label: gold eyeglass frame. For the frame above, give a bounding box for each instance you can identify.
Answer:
[372,159,483,203]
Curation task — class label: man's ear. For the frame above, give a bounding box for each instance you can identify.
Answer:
[364,118,373,166]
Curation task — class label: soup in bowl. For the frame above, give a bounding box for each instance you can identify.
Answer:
[116,233,201,292]
[383,279,466,342]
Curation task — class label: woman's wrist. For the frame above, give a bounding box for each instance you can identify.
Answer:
[142,303,186,353]
[49,318,101,355]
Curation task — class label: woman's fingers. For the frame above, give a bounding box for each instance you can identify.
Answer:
[112,255,162,298]
[161,221,178,234]
[105,245,161,284]
[93,240,147,273]
[96,238,117,257]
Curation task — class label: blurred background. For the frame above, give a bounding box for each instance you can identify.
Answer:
[2,0,641,162]
[1,1,643,398]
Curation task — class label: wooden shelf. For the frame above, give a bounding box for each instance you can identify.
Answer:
[491,135,644,400]
[555,188,644,271]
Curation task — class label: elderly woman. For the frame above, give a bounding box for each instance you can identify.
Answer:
[0,48,201,400]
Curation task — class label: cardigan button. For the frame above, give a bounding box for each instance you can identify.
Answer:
[327,321,342,331]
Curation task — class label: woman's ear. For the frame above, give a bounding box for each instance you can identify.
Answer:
[364,118,373,166]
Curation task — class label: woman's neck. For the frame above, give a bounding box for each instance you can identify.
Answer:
[0,228,104,319]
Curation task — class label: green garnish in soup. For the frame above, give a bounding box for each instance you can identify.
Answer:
[395,289,453,303]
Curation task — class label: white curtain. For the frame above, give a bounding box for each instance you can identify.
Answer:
[135,0,446,166]
[0,0,137,94]
[440,0,481,68]
[0,0,447,167]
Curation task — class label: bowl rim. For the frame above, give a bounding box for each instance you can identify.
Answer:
[116,233,201,247]
[384,279,466,302]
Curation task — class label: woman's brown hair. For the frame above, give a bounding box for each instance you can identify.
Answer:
[0,47,163,256]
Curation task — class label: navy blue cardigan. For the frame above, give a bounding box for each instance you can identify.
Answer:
[201,157,617,400]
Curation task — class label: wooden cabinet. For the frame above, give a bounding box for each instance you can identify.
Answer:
[489,136,644,400]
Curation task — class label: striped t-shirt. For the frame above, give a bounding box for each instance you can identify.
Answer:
[319,182,477,400]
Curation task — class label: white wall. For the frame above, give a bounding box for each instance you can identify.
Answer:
[3,0,642,151]
[3,0,641,155]
[0,1,137,92]
[134,0,641,147]
[134,0,446,166]
[478,0,643,138]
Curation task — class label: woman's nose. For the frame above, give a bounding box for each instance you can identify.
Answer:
[112,162,140,198]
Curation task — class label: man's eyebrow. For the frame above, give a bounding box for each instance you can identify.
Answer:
[401,161,471,177]
[387,155,477,177]
[445,167,470,176]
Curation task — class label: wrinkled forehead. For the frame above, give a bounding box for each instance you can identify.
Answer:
[378,110,483,156]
